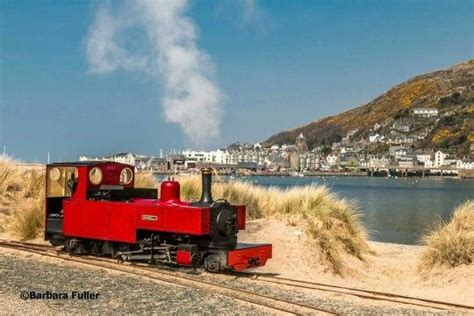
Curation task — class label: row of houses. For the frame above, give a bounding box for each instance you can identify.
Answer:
[80,147,474,174]
[325,150,474,170]
[78,134,317,172]
[79,126,473,172]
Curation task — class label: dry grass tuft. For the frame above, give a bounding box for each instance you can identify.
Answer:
[0,156,45,240]
[419,201,474,272]
[135,172,160,189]
[166,176,369,274]
[0,156,24,204]
[8,195,45,240]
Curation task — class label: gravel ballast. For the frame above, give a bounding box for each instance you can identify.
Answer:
[0,248,462,315]
[0,250,269,314]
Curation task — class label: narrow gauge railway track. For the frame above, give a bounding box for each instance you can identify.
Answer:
[0,240,334,315]
[232,272,474,313]
[3,241,473,314]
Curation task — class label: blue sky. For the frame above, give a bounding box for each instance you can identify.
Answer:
[1,0,473,162]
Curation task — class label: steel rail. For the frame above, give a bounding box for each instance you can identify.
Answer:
[0,241,335,315]
[7,240,473,313]
[233,272,474,312]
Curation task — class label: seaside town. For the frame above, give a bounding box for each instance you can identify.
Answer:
[80,107,474,177]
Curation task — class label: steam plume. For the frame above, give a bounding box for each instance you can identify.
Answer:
[86,0,224,146]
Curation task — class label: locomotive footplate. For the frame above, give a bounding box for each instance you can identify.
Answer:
[226,243,272,272]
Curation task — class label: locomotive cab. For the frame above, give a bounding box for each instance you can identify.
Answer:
[45,165,79,245]
[44,161,157,245]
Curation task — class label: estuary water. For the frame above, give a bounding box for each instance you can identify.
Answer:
[244,176,473,245]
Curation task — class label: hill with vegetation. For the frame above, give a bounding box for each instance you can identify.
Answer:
[264,60,474,156]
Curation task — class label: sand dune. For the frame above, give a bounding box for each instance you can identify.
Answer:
[240,218,474,305]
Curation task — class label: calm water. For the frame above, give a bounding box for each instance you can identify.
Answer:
[238,176,473,245]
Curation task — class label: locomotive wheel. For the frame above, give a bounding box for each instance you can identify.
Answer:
[49,234,65,247]
[90,242,103,256]
[65,238,87,254]
[204,254,221,273]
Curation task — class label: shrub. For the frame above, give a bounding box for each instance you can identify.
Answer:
[419,201,474,271]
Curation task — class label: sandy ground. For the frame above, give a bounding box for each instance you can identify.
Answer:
[239,218,474,306]
[0,232,50,245]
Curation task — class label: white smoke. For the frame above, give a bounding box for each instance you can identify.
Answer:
[85,0,224,146]
[85,4,147,74]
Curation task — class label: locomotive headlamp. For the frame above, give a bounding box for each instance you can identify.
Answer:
[49,167,61,182]
[120,167,133,185]
[89,167,103,185]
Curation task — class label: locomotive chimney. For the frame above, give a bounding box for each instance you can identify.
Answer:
[199,167,213,204]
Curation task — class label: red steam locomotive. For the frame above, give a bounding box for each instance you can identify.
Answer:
[44,161,271,272]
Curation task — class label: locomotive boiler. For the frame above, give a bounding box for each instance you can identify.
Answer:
[44,161,272,272]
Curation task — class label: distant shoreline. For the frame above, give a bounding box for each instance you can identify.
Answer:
[153,170,368,177]
[153,170,472,179]
[10,162,473,179]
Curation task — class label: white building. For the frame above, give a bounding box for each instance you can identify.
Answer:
[281,144,296,150]
[213,149,231,164]
[183,150,212,163]
[80,152,136,166]
[416,154,432,163]
[434,151,447,168]
[457,160,474,170]
[182,149,231,165]
[79,155,102,161]
[112,152,136,166]
[326,154,338,166]
[369,134,381,143]
[424,160,435,168]
[444,158,457,166]
[392,122,411,132]
[399,157,414,168]
[340,146,355,154]
[394,148,408,160]
[369,156,390,168]
[412,108,439,118]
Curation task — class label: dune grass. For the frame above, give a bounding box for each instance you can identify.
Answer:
[144,174,370,274]
[419,201,474,272]
[0,156,45,240]
[7,195,45,240]
[0,156,24,203]
[134,171,160,189]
